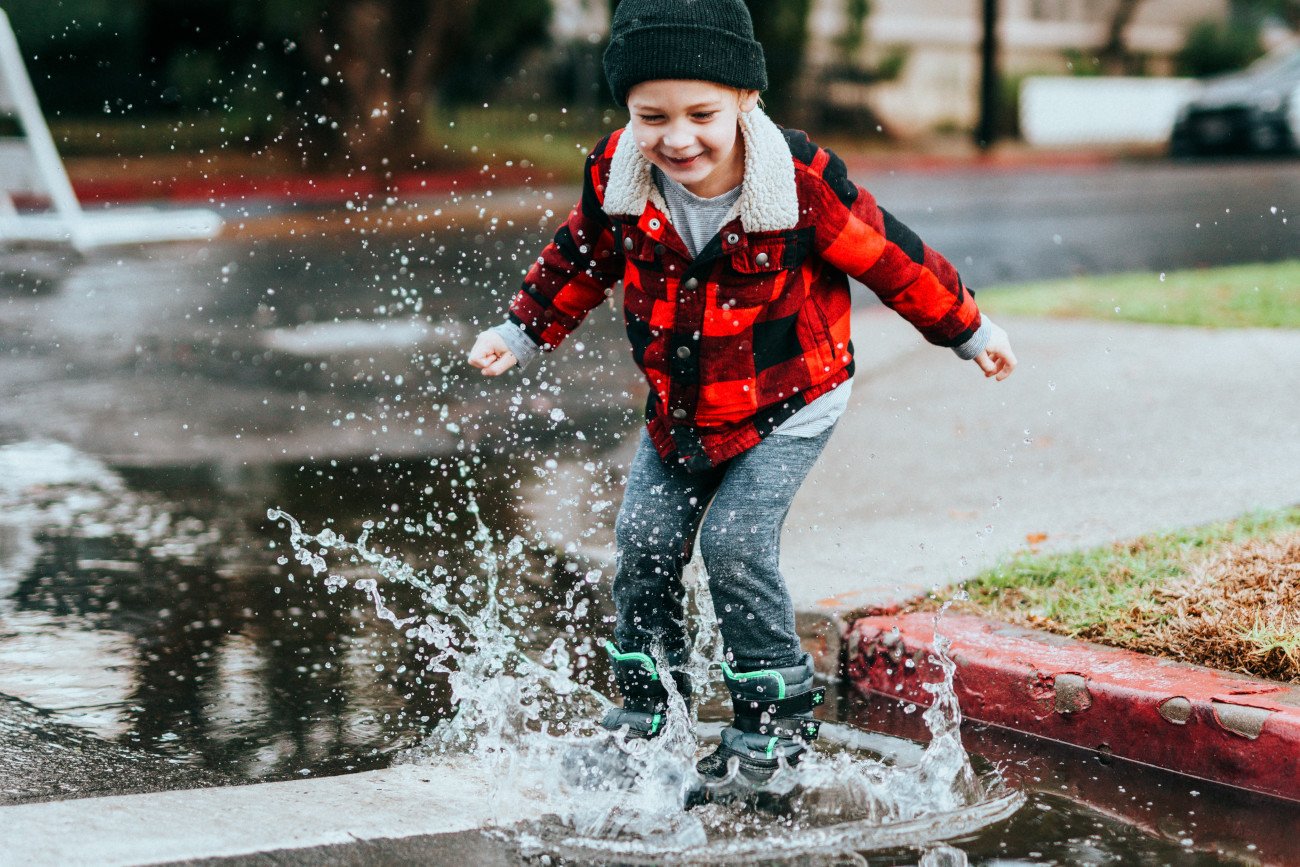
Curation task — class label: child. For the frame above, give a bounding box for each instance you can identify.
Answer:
[468,0,1016,790]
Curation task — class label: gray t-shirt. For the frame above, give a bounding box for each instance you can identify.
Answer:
[653,167,741,258]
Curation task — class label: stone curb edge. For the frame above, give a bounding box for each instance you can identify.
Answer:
[846,612,1300,803]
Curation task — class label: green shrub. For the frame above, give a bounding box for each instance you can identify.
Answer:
[1177,19,1264,77]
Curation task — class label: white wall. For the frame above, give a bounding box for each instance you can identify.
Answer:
[1019,75,1196,145]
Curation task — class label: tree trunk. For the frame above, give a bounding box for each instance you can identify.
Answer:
[299,0,478,169]
[1097,0,1147,75]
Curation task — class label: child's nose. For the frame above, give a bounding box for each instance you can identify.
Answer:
[662,123,693,150]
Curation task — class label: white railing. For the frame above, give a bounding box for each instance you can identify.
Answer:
[0,9,223,251]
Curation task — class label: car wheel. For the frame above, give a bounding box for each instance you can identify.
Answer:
[1169,134,1200,158]
[1249,123,1283,153]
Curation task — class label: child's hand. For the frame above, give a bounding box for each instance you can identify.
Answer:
[974,324,1017,381]
[467,331,518,376]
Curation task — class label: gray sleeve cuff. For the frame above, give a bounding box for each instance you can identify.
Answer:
[952,317,994,361]
[490,322,542,370]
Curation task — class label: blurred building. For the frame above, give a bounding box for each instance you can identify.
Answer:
[807,0,1230,136]
[550,0,609,42]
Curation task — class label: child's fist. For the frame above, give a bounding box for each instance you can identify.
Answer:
[468,331,518,376]
[974,323,1017,381]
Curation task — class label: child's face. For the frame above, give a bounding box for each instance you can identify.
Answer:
[627,80,759,198]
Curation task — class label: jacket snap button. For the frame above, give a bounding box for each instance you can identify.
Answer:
[623,236,634,251]
[672,408,687,419]
[755,252,770,267]
[654,243,665,256]
[648,218,661,230]
[676,346,691,359]
[726,233,739,244]
[683,277,699,291]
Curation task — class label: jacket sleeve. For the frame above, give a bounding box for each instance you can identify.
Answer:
[506,138,624,352]
[805,144,982,351]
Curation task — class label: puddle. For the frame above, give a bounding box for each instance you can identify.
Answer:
[266,497,1023,860]
[0,440,598,787]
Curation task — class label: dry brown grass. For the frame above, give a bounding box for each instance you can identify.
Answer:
[1128,532,1300,681]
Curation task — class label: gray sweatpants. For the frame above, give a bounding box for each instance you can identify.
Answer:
[611,426,834,672]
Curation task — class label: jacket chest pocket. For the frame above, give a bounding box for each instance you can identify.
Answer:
[619,224,673,301]
[718,228,811,308]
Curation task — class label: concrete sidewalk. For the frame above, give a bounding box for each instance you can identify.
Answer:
[0,763,523,867]
[783,308,1300,614]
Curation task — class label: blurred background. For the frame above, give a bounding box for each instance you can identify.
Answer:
[6,0,1300,167]
[0,0,1296,808]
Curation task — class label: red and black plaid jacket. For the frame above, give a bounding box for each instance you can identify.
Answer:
[507,109,982,471]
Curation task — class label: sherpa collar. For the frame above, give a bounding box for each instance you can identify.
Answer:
[602,106,799,233]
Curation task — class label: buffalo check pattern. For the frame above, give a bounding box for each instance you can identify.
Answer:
[507,108,982,471]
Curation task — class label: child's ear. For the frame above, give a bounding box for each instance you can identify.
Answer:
[738,89,760,112]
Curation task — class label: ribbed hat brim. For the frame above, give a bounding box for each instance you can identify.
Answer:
[604,23,768,105]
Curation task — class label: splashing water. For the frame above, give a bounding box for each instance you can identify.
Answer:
[267,498,1021,861]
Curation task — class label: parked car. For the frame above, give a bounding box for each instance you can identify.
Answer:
[1170,45,1300,155]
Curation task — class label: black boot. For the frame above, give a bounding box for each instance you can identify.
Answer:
[600,640,692,739]
[561,641,693,793]
[692,654,823,802]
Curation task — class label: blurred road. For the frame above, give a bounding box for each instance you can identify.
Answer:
[857,157,1297,288]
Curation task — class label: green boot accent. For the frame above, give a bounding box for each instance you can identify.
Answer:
[600,640,692,739]
[694,654,824,793]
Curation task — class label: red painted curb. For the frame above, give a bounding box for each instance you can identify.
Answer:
[847,613,1300,803]
[58,148,1121,207]
[64,165,547,206]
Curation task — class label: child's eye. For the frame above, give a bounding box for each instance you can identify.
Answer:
[692,112,718,121]
[638,114,664,123]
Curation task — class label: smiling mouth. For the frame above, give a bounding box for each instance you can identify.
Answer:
[665,154,701,167]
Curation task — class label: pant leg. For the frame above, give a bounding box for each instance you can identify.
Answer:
[612,430,723,667]
[697,428,836,671]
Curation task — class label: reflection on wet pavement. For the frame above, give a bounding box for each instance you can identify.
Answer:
[0,440,619,803]
[0,217,640,800]
[845,684,1300,864]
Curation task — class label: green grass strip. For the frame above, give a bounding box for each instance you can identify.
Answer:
[978,260,1300,328]
[951,506,1300,642]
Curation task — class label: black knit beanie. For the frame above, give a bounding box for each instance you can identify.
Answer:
[602,0,768,106]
